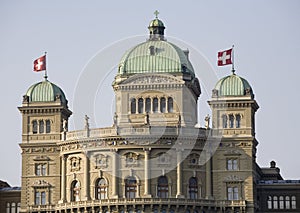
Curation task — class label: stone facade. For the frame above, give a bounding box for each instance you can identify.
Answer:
[16,15,299,213]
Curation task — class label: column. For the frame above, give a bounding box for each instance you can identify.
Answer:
[84,152,90,200]
[205,152,212,199]
[136,98,138,114]
[60,155,66,203]
[144,148,151,197]
[111,149,118,198]
[176,149,184,198]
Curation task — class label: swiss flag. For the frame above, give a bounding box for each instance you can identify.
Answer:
[33,55,46,72]
[217,49,232,66]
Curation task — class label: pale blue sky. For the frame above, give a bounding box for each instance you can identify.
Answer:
[0,0,299,186]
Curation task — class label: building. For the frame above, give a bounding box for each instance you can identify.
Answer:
[0,180,21,213]
[17,15,299,213]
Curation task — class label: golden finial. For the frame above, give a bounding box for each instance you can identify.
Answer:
[154,10,159,19]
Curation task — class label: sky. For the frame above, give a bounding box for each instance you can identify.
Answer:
[0,0,299,186]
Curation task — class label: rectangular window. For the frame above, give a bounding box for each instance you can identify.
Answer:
[41,192,46,205]
[35,192,40,205]
[227,159,238,171]
[227,187,239,200]
[41,164,47,176]
[35,164,41,176]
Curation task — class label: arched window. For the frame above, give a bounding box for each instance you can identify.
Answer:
[130,99,136,114]
[167,97,173,113]
[222,115,227,128]
[33,120,38,134]
[229,114,234,128]
[279,196,284,209]
[96,178,107,199]
[11,203,16,212]
[71,180,80,201]
[6,203,10,213]
[236,114,241,128]
[285,196,290,209]
[273,196,278,209]
[157,176,168,198]
[292,196,296,209]
[189,177,198,199]
[267,196,272,209]
[153,98,158,113]
[160,97,166,113]
[125,176,137,199]
[39,120,44,134]
[46,120,51,133]
[145,98,151,113]
[138,98,143,114]
[17,203,20,213]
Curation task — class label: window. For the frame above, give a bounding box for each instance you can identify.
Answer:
[33,120,38,134]
[227,187,238,200]
[189,177,198,199]
[41,192,46,205]
[236,114,241,128]
[6,203,10,213]
[138,98,143,114]
[145,98,151,113]
[153,97,158,113]
[273,196,278,209]
[35,164,47,176]
[71,180,80,201]
[222,115,227,128]
[17,203,20,213]
[167,97,173,113]
[285,196,290,209]
[96,178,107,199]
[227,159,238,171]
[11,203,16,213]
[35,191,46,205]
[39,120,44,133]
[46,120,51,133]
[157,176,168,198]
[229,114,234,128]
[125,176,137,199]
[160,97,166,113]
[267,196,272,209]
[279,196,284,209]
[292,196,296,209]
[130,98,136,114]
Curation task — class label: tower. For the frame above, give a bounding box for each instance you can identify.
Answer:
[208,72,259,212]
[18,77,72,212]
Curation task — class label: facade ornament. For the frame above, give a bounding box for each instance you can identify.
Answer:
[84,114,90,130]
[63,119,68,132]
[144,112,150,125]
[22,95,29,103]
[113,112,118,127]
[205,114,210,129]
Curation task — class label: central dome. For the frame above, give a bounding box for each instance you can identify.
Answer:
[117,16,195,78]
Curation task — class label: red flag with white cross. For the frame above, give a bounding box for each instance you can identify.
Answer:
[217,48,232,66]
[33,55,46,72]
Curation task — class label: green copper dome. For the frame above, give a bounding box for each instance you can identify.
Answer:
[214,73,253,97]
[26,80,67,104]
[149,18,165,27]
[118,40,195,77]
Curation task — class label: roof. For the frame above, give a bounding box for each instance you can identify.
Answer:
[0,187,21,191]
[214,73,253,97]
[148,18,165,27]
[118,40,195,77]
[25,79,67,104]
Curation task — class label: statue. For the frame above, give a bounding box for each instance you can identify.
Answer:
[113,112,118,127]
[84,115,90,130]
[63,119,68,132]
[144,112,150,125]
[205,114,210,129]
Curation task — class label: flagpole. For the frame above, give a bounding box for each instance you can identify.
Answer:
[44,51,48,80]
[232,45,235,74]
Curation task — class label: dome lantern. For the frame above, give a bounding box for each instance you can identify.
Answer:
[148,10,165,41]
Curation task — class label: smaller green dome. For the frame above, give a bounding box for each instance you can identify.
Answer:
[26,80,67,104]
[214,73,253,97]
[149,18,165,27]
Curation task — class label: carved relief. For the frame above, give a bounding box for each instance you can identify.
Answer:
[224,175,243,182]
[123,74,182,85]
[32,180,51,187]
[157,152,171,167]
[124,152,140,167]
[94,154,108,169]
[69,156,81,172]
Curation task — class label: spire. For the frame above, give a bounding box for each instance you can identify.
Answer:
[148,10,165,40]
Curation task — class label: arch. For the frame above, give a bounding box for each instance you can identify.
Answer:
[273,196,278,209]
[45,120,51,133]
[167,97,173,112]
[95,178,107,199]
[189,177,198,199]
[153,97,159,113]
[229,114,234,128]
[157,176,168,198]
[160,97,166,113]
[267,196,272,209]
[145,98,151,113]
[279,196,284,209]
[285,196,290,209]
[130,98,136,114]
[39,120,44,133]
[125,176,137,199]
[6,203,10,213]
[32,120,38,134]
[71,180,81,201]
[235,114,241,128]
[138,98,143,114]
[292,196,296,209]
